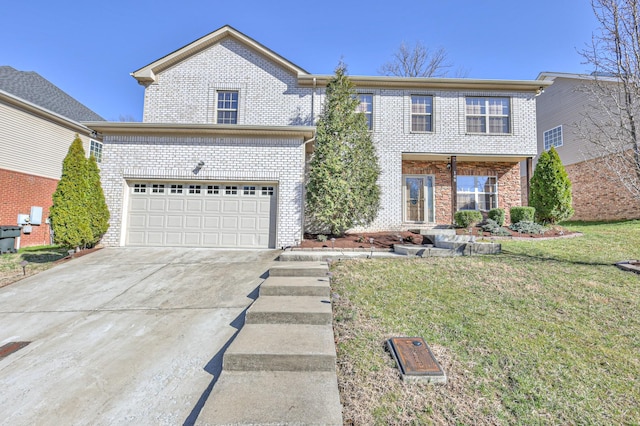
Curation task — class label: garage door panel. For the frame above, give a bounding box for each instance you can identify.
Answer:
[147,232,164,245]
[148,215,165,228]
[130,198,148,211]
[126,181,276,248]
[221,216,238,229]
[186,199,203,212]
[203,217,220,229]
[165,232,183,245]
[129,214,147,227]
[222,200,239,213]
[184,233,201,245]
[204,200,222,213]
[166,215,184,228]
[240,216,257,230]
[167,199,185,212]
[221,233,238,246]
[240,200,259,214]
[202,233,220,245]
[184,216,202,228]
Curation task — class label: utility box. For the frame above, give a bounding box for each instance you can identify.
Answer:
[30,206,43,225]
[0,225,22,254]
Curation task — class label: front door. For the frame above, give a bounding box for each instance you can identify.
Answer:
[404,175,434,223]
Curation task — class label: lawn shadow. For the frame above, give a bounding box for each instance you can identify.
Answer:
[21,252,67,264]
[500,248,614,267]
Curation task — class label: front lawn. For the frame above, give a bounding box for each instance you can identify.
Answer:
[0,245,68,288]
[331,220,640,424]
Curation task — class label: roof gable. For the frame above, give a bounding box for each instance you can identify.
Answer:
[131,25,309,85]
[0,66,104,122]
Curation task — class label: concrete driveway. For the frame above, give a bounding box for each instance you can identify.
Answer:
[0,247,280,425]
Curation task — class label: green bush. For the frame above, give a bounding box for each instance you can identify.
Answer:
[454,210,483,228]
[509,221,547,235]
[510,206,535,224]
[529,147,574,224]
[488,208,505,226]
[481,218,512,236]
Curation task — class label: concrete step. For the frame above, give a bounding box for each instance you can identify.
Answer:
[196,370,343,425]
[259,276,331,297]
[224,323,336,372]
[269,261,328,277]
[246,296,333,325]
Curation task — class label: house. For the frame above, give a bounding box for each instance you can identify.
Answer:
[0,66,104,248]
[535,72,640,221]
[86,25,550,249]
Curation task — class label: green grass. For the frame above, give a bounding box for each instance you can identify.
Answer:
[331,220,640,425]
[0,245,68,287]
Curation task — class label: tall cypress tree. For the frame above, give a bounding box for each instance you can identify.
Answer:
[529,147,574,224]
[305,64,381,236]
[50,135,93,249]
[86,154,110,246]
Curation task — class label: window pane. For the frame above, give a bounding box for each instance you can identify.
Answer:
[411,115,432,132]
[457,194,476,210]
[466,116,486,133]
[217,111,237,124]
[466,98,485,114]
[489,117,509,133]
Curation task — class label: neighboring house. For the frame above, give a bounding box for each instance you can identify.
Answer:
[86,25,550,249]
[535,72,640,221]
[0,66,104,247]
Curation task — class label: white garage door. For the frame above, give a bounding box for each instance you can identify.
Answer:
[126,182,277,248]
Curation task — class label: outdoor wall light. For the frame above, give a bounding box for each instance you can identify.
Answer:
[193,160,205,174]
[446,163,451,170]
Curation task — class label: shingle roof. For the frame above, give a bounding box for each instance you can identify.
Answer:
[0,66,104,122]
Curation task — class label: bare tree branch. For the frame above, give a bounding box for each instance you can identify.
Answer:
[378,41,454,78]
[577,0,640,201]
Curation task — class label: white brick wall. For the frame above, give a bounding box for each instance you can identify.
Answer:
[143,38,313,126]
[99,135,305,247]
[127,35,539,238]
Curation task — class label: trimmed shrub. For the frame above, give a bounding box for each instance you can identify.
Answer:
[488,208,505,226]
[454,210,483,228]
[529,147,574,224]
[509,221,547,235]
[510,206,535,224]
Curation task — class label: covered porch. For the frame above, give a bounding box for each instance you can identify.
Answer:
[401,153,532,226]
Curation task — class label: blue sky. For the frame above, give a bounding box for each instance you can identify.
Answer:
[1,0,599,121]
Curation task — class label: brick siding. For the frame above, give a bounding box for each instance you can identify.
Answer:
[565,159,640,221]
[0,168,57,247]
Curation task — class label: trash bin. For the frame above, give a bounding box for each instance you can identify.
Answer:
[0,225,22,254]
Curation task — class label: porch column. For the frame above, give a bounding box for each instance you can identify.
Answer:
[450,156,457,223]
[526,157,533,206]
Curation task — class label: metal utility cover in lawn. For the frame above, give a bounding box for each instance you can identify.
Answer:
[387,337,446,384]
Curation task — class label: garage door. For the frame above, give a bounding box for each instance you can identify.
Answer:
[126,182,277,248]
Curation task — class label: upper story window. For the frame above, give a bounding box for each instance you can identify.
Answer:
[217,91,238,124]
[466,97,510,134]
[90,140,103,162]
[544,125,563,150]
[411,95,433,132]
[356,94,373,130]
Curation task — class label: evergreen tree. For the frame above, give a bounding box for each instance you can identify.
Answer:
[86,154,110,246]
[306,64,381,236]
[529,147,574,224]
[50,135,93,249]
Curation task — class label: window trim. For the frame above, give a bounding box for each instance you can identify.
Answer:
[216,90,239,124]
[543,125,563,150]
[90,140,103,162]
[465,97,511,135]
[410,95,434,133]
[356,94,374,131]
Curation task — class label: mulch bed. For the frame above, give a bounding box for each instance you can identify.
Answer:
[297,226,575,250]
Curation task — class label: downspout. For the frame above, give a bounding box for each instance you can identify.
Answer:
[450,156,457,224]
[299,77,317,246]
